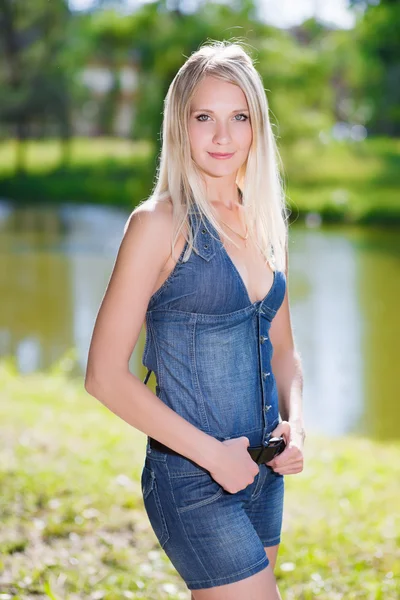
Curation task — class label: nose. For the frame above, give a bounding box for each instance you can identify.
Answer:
[212,121,232,145]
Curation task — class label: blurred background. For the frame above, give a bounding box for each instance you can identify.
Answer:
[1,1,399,599]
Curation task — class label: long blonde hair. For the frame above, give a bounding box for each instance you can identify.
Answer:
[143,40,289,271]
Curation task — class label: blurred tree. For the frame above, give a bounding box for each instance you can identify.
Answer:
[350,0,400,135]
[128,1,340,158]
[84,1,271,169]
[83,8,138,135]
[0,0,74,170]
[79,0,360,185]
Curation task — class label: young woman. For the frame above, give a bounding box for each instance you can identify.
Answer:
[85,41,305,600]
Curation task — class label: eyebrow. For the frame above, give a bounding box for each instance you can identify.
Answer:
[190,108,249,113]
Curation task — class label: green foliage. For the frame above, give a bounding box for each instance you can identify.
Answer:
[0,0,89,170]
[0,357,399,598]
[1,136,399,225]
[349,0,400,135]
[1,0,399,156]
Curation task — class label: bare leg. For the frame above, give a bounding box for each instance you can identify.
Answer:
[263,544,280,572]
[190,544,281,600]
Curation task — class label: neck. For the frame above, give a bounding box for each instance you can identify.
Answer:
[208,187,243,212]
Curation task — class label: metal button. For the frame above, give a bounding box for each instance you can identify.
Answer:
[262,371,271,379]
[264,404,272,412]
[260,335,268,343]
[204,244,208,249]
[201,228,207,234]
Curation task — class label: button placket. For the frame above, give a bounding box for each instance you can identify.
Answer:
[258,311,268,435]
[262,368,272,435]
[258,307,274,442]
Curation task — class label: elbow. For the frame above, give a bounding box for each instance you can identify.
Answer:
[84,365,105,396]
[84,374,98,396]
[84,363,130,396]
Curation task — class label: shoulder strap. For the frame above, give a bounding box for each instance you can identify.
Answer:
[143,368,152,385]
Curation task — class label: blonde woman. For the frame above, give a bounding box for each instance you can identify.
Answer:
[85,40,305,599]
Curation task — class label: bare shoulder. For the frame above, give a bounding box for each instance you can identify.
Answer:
[84,195,178,384]
[123,195,189,274]
[123,196,174,251]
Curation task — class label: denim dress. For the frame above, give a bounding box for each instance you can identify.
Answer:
[140,206,286,591]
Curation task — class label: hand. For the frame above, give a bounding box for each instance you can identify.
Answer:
[265,420,304,475]
[208,436,260,494]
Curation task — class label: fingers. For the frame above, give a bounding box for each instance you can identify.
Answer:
[273,465,303,475]
[270,421,292,446]
[270,458,303,474]
[271,420,291,437]
[266,444,299,467]
[266,447,304,473]
[264,421,305,474]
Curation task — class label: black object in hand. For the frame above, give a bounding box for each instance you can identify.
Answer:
[247,435,286,464]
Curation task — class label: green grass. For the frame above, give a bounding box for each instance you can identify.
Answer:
[0,354,399,599]
[280,137,400,224]
[0,138,152,174]
[0,137,155,207]
[0,136,399,223]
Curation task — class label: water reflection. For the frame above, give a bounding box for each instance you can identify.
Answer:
[1,201,399,440]
[289,227,364,438]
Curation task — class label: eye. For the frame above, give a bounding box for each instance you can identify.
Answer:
[195,113,249,122]
[234,113,249,121]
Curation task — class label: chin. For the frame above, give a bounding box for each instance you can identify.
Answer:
[203,167,238,178]
[207,158,241,170]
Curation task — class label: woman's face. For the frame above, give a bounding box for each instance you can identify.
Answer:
[188,75,253,179]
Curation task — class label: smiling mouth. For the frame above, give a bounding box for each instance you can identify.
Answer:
[208,152,235,158]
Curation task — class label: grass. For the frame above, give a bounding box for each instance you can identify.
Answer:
[0,136,399,224]
[280,137,400,225]
[0,354,399,599]
[0,138,155,208]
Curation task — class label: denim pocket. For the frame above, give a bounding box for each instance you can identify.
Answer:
[141,465,170,547]
[170,470,224,514]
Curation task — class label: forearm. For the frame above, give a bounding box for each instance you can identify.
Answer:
[272,349,304,428]
[85,370,222,471]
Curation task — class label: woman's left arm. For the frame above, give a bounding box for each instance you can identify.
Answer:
[267,242,305,473]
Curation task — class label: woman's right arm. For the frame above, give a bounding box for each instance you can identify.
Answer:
[84,200,223,472]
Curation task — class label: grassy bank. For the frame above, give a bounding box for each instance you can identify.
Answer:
[0,137,399,224]
[0,356,399,599]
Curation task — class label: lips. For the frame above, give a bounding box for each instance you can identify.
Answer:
[208,152,235,159]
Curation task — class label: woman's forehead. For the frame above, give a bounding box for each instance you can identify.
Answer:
[190,78,248,109]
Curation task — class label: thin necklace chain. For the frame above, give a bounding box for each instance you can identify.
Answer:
[219,218,249,247]
[219,188,248,247]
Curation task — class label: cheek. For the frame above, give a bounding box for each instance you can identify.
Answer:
[248,126,253,146]
[240,124,253,149]
[229,123,252,150]
[188,124,203,151]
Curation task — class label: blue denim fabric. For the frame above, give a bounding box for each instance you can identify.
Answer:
[141,207,286,590]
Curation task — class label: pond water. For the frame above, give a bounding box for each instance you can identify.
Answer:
[1,201,399,441]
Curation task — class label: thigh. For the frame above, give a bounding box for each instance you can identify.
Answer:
[189,546,281,599]
[191,562,282,600]
[243,463,285,548]
[264,544,280,572]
